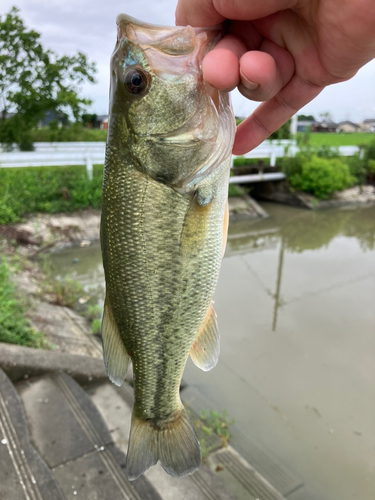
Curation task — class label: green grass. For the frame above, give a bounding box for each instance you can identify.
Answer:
[0,259,46,347]
[302,132,375,147]
[0,164,103,224]
[30,125,107,142]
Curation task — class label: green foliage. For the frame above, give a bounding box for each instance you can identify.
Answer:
[199,409,235,446]
[91,318,102,335]
[0,164,103,224]
[0,7,96,149]
[279,152,308,178]
[47,277,84,308]
[288,156,355,199]
[0,259,46,347]
[228,184,245,197]
[232,156,271,167]
[346,156,367,186]
[362,137,375,162]
[368,159,375,174]
[29,124,107,142]
[298,114,315,121]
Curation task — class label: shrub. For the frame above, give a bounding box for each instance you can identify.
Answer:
[346,155,367,185]
[0,165,103,224]
[289,156,355,199]
[279,152,311,178]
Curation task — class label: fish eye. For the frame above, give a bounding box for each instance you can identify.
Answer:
[124,66,149,95]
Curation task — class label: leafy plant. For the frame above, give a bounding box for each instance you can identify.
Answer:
[199,409,235,446]
[288,156,355,199]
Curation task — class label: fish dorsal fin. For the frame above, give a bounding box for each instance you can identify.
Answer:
[101,298,130,387]
[190,303,220,371]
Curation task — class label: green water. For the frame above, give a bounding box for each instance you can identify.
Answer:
[50,203,375,500]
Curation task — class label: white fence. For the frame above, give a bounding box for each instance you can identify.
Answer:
[0,141,362,183]
[0,142,106,180]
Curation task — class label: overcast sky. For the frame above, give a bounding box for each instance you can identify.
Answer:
[2,0,375,122]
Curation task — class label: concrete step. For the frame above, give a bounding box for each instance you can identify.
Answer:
[88,380,292,500]
[88,380,237,500]
[0,368,65,500]
[207,447,286,500]
[180,386,304,500]
[15,373,163,500]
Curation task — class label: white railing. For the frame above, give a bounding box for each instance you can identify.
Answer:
[0,140,362,183]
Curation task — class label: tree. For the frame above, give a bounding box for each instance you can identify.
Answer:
[319,111,334,122]
[0,7,96,150]
[297,114,316,122]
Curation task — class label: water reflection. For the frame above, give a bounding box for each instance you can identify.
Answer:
[227,203,375,332]
[227,204,375,255]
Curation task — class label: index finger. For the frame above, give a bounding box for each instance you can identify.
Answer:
[233,75,324,154]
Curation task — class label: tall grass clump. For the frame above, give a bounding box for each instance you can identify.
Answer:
[0,259,46,347]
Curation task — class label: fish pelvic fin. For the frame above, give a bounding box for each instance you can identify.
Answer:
[126,407,201,481]
[101,298,130,387]
[190,302,220,371]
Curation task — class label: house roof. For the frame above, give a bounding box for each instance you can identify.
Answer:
[337,121,360,128]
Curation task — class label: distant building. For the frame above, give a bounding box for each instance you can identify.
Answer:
[297,120,314,132]
[311,120,338,133]
[95,115,109,130]
[39,110,67,127]
[360,119,375,132]
[336,121,360,133]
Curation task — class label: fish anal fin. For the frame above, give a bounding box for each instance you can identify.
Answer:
[126,407,201,481]
[101,298,130,387]
[190,303,220,371]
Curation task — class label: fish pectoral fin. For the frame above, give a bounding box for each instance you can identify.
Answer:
[180,196,211,257]
[190,302,220,371]
[126,407,201,481]
[101,298,130,387]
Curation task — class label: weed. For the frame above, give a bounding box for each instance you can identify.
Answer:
[199,409,235,447]
[0,259,46,347]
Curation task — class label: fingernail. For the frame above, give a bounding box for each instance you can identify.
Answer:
[240,69,259,91]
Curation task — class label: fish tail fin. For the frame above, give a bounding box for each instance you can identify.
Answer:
[126,407,201,481]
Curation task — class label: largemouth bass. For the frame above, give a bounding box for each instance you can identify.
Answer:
[100,14,235,480]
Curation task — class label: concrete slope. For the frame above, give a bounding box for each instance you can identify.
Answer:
[0,368,65,500]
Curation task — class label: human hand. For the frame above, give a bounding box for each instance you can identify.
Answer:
[176,0,375,154]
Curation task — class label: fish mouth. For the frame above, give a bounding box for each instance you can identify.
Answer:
[147,106,218,147]
[149,130,202,147]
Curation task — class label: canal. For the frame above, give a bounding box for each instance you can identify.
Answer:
[50,202,375,500]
